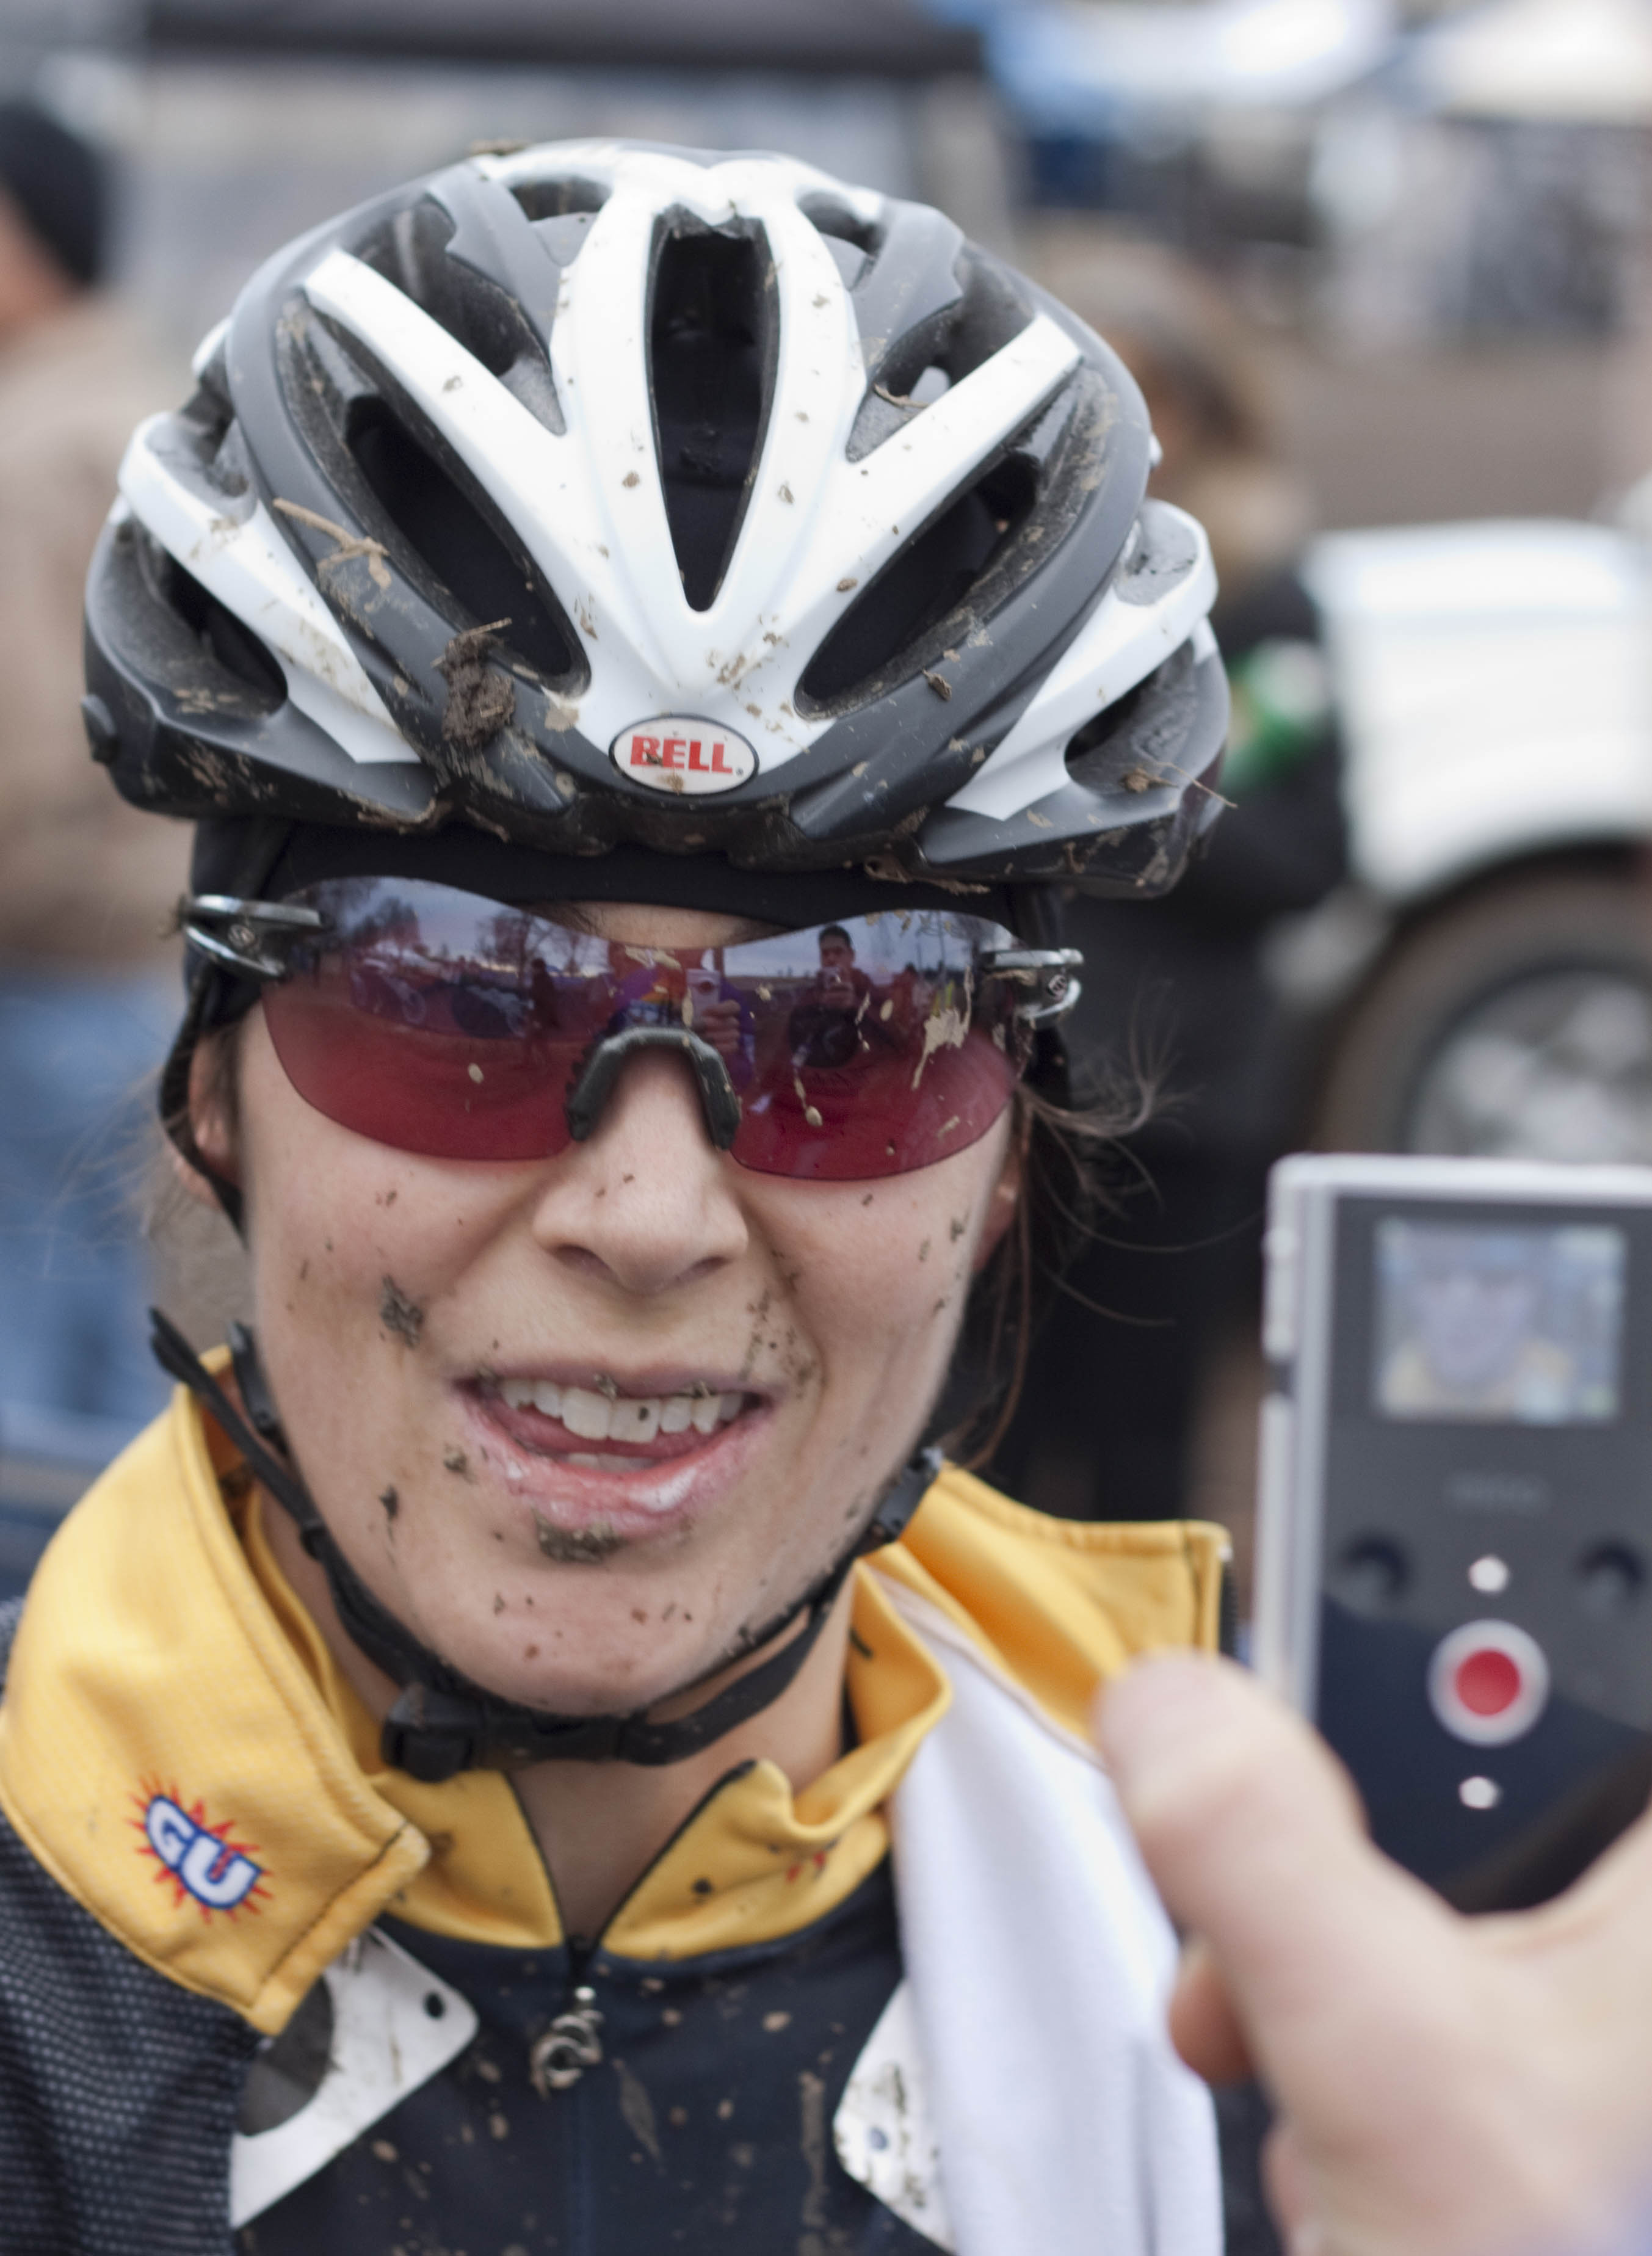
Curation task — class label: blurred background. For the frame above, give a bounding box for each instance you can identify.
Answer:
[7,0,1652,1620]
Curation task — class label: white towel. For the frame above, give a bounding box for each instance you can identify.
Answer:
[877,1577,1223,2256]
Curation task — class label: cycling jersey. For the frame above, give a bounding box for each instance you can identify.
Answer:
[0,1377,1228,2254]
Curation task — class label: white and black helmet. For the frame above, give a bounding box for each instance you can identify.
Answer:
[84,139,1225,894]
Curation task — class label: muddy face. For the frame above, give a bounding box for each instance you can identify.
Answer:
[206,903,1018,1717]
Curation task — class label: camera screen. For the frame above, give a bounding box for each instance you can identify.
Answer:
[1372,1220,1626,1425]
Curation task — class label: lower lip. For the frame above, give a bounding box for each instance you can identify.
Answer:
[458,1388,773,1542]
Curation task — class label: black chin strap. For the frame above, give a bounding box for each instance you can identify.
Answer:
[149,1309,939,1785]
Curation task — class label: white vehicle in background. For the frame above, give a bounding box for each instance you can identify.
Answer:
[1294,513,1652,1162]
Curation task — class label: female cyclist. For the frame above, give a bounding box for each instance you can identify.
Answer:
[0,142,1231,2256]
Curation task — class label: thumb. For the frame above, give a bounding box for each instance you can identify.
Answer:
[1096,1653,1462,2105]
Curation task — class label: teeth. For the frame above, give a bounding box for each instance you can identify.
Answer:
[492,1376,747,1441]
[560,1386,613,1442]
[610,1397,661,1443]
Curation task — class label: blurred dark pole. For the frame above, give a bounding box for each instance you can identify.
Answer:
[138,0,982,76]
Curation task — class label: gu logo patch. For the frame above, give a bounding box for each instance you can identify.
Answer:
[610,714,756,796]
[132,1785,268,1918]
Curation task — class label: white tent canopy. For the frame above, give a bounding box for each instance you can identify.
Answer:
[1411,0,1652,123]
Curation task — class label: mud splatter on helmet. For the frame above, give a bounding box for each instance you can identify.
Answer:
[85,140,1224,898]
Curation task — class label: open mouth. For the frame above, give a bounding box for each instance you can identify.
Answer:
[468,1373,758,1470]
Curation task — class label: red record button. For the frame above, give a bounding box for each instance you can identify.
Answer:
[1428,1620,1550,1747]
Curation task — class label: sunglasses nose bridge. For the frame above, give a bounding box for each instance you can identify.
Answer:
[563,1026,742,1153]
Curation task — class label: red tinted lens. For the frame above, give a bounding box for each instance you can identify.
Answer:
[731,997,1026,1180]
[262,883,607,1161]
[264,972,589,1160]
[259,881,1033,1176]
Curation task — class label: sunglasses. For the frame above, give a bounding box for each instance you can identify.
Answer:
[185,878,1080,1183]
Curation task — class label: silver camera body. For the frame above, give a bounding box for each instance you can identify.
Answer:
[1256,1152,1652,1908]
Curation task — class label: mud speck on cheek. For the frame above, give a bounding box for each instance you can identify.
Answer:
[297,1259,310,1284]
[493,1592,505,1614]
[379,1275,425,1346]
[533,1510,624,1563]
[918,1238,930,1262]
[949,1213,968,1241]
[442,1446,472,1479]
[378,1485,399,1520]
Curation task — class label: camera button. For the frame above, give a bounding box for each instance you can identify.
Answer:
[1429,1620,1549,1746]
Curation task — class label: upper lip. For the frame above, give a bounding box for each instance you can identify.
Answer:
[469,1364,772,1402]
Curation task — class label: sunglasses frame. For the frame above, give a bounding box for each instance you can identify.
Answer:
[187,893,1083,1024]
[183,890,1083,1173]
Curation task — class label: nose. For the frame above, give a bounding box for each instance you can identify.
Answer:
[530,1045,750,1297]
[565,1027,741,1150]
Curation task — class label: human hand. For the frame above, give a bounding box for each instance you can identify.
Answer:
[1096,1655,1652,2256]
[693,996,744,1058]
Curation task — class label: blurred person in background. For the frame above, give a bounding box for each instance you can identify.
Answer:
[0,98,184,1469]
[987,234,1347,1537]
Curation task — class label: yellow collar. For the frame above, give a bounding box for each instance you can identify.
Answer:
[0,1383,945,2029]
[239,1482,947,1965]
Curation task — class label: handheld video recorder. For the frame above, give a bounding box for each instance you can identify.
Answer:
[1255,1153,1652,1910]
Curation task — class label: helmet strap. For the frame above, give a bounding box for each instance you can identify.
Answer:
[148,1308,938,1783]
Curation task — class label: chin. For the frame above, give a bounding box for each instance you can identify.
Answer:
[413,1587,731,1720]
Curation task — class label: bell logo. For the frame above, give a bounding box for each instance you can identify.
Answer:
[610,715,757,796]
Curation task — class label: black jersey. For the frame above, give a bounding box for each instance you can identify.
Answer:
[237,1863,929,2256]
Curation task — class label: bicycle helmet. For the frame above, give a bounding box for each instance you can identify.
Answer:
[84,140,1224,895]
[89,142,1228,1780]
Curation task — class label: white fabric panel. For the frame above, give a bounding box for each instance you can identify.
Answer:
[834,1979,955,2249]
[230,1927,478,2227]
[875,1576,1223,2256]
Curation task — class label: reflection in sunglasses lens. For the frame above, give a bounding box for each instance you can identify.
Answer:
[261,879,1032,1179]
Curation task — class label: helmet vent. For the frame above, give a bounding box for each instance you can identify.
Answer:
[846,243,1031,462]
[800,449,1038,708]
[510,175,608,223]
[358,200,553,415]
[648,222,777,612]
[1063,643,1194,789]
[134,528,286,714]
[349,400,578,683]
[797,197,877,288]
[797,194,877,254]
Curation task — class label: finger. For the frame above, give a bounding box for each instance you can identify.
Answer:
[1097,1655,1463,2095]
[1167,1937,1255,2086]
[1263,2122,1314,2255]
[1503,1774,1652,1969]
